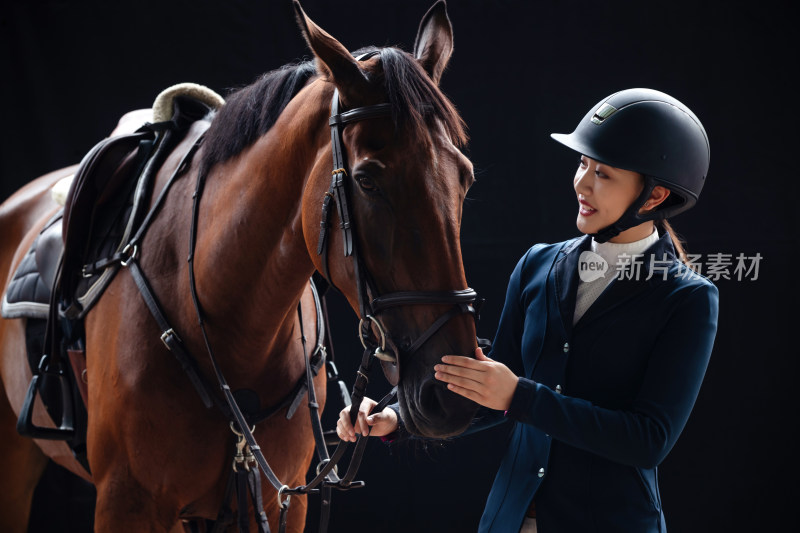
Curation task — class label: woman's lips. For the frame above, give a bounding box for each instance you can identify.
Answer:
[579,199,596,216]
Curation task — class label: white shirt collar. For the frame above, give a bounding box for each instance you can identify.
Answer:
[590,227,659,265]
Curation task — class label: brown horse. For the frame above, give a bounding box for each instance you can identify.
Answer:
[0,1,479,531]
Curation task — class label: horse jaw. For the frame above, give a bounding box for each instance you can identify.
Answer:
[395,315,480,438]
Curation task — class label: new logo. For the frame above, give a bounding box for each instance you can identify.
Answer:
[578,251,608,282]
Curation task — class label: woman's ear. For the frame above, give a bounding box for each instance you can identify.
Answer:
[641,186,671,213]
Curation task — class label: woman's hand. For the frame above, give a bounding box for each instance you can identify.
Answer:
[336,396,399,442]
[434,347,518,411]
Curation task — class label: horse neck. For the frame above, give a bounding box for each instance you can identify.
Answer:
[190,84,330,373]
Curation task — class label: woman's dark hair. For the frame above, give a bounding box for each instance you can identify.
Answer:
[659,219,695,269]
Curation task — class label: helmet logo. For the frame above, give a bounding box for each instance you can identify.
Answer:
[591,103,617,124]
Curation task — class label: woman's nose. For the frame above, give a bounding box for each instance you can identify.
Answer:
[574,166,591,194]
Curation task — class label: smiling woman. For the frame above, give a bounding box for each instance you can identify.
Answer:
[573,156,670,241]
[338,88,718,533]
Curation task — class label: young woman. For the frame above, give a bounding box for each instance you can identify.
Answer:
[337,88,719,533]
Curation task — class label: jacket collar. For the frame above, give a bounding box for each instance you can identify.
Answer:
[552,231,677,337]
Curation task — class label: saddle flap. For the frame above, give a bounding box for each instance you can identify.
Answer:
[62,131,151,247]
[35,215,65,291]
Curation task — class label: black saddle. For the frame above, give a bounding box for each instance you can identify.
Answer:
[2,95,214,471]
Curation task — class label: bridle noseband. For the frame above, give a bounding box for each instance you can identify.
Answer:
[317,55,481,385]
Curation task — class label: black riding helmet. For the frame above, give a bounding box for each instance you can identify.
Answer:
[551,88,710,242]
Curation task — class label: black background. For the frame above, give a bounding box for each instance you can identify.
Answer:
[1,1,796,532]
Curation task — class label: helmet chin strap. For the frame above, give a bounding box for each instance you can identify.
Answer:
[591,177,662,243]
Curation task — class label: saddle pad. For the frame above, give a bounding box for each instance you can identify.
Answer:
[2,211,63,319]
[1,185,134,321]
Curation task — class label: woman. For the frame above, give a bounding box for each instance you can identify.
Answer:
[337,88,719,533]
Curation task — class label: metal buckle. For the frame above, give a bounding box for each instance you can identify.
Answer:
[359,315,397,362]
[278,484,291,509]
[316,458,338,476]
[160,328,179,349]
[119,244,138,267]
[358,315,386,351]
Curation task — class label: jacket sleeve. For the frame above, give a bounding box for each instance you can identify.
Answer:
[486,248,532,377]
[507,281,719,469]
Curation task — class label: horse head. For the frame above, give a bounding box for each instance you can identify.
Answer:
[296,1,480,438]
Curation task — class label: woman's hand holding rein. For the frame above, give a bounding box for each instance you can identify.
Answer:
[336,396,399,442]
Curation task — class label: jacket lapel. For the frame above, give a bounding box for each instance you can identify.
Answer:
[552,235,591,338]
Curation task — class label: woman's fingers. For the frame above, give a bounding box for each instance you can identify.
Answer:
[435,362,483,379]
[446,382,482,403]
[440,355,487,369]
[435,367,482,390]
[474,347,493,360]
[365,408,399,437]
[337,407,356,442]
[437,351,519,411]
[356,402,375,436]
[336,397,378,442]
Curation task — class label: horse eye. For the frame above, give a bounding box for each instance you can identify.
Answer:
[356,175,378,192]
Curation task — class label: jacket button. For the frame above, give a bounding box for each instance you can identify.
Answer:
[555,385,563,394]
[563,342,569,353]
[538,468,545,478]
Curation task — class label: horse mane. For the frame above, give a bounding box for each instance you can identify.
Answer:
[199,60,318,177]
[199,46,467,176]
[370,46,468,148]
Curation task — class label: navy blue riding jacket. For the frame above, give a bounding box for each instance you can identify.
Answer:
[464,231,718,532]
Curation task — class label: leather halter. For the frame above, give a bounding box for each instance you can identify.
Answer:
[317,66,481,385]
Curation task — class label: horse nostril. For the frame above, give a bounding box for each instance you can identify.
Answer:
[418,379,448,419]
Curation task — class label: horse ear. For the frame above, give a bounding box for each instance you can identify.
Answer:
[293,1,370,104]
[413,0,454,85]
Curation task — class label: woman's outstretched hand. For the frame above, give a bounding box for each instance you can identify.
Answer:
[336,396,399,442]
[435,347,518,411]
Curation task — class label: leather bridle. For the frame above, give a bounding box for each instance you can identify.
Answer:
[317,54,481,386]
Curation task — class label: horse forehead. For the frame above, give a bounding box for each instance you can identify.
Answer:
[424,118,471,170]
[346,118,468,175]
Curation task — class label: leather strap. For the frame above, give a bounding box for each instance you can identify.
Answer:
[127,259,216,409]
[329,93,354,258]
[371,288,478,312]
[329,103,392,127]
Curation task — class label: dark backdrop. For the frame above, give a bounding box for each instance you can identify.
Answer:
[1,1,795,532]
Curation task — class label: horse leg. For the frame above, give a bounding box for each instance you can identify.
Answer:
[0,377,48,533]
[92,471,178,533]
